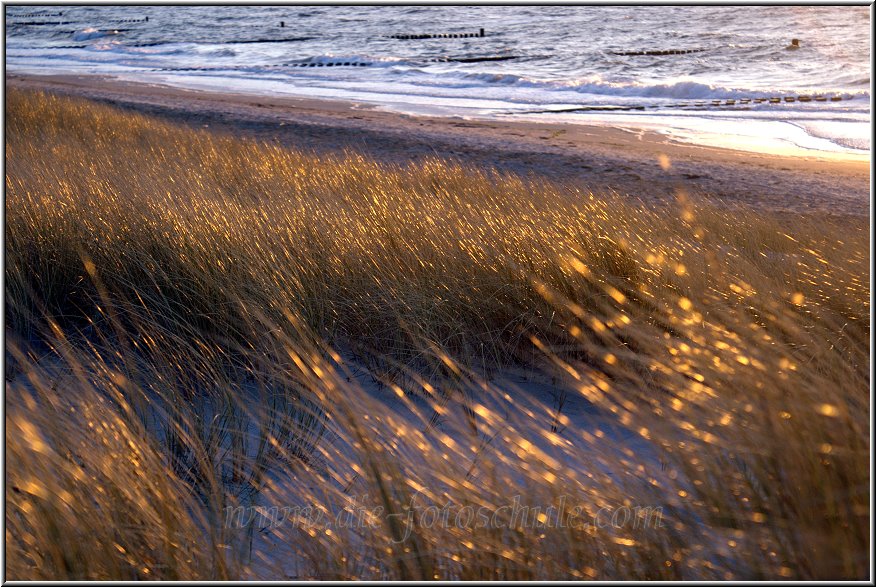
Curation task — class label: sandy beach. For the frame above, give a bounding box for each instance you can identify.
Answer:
[7,72,870,218]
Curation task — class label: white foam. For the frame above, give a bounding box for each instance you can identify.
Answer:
[511,111,870,159]
[72,27,118,42]
[791,120,872,152]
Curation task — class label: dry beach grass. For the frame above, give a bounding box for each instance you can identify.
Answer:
[4,89,870,579]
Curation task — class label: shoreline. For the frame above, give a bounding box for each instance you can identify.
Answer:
[6,71,871,217]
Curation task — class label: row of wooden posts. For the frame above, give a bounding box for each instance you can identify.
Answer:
[705,95,843,104]
[12,17,148,26]
[537,94,846,115]
[279,21,487,40]
[613,49,706,56]
[622,95,844,109]
[388,28,486,39]
[157,54,520,70]
[11,11,64,17]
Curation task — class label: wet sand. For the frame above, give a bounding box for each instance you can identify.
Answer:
[6,72,870,217]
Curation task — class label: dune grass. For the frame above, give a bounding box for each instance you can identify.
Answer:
[4,88,870,579]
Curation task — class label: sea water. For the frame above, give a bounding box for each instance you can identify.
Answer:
[5,5,871,156]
